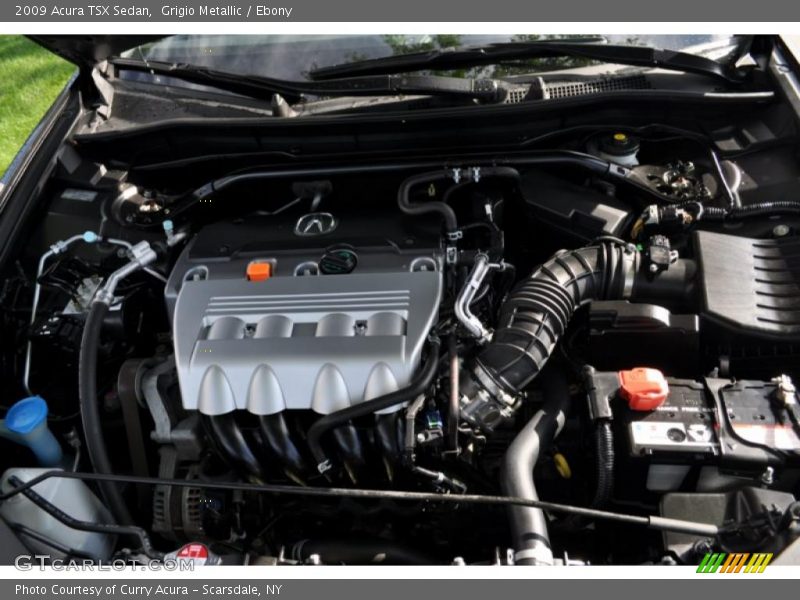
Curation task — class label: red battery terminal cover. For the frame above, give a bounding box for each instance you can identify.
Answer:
[618,367,669,411]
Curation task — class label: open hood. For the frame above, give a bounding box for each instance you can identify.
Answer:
[28,35,165,71]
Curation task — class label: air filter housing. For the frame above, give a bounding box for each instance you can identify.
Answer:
[694,230,800,338]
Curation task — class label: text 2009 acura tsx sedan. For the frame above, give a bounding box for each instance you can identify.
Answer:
[1,34,799,566]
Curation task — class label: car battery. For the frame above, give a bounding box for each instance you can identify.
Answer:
[584,368,800,492]
[623,377,719,458]
[584,367,720,461]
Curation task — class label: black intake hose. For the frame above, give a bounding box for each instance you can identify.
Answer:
[465,242,653,562]
[308,337,441,476]
[78,302,134,525]
[258,413,309,484]
[466,242,639,400]
[501,368,571,565]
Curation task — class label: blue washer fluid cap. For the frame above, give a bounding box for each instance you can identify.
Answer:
[83,231,99,243]
[6,396,49,435]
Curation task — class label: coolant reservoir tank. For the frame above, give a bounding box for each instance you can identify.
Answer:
[588,132,640,168]
[0,468,116,560]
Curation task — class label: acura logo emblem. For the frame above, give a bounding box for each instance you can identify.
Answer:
[294,212,338,236]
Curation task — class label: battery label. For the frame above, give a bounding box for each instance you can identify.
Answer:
[630,421,717,451]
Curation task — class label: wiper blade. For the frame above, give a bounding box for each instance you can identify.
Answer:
[109,57,506,104]
[309,42,748,85]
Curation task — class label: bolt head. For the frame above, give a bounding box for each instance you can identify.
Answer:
[773,224,791,237]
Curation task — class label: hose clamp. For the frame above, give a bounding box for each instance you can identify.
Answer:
[621,244,640,299]
[93,288,116,306]
[471,362,516,407]
[514,543,555,566]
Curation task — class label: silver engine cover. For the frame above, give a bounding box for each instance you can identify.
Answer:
[165,217,443,416]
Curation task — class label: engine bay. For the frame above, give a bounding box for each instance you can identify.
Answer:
[2,102,800,566]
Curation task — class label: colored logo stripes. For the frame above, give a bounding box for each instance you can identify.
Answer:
[697,552,773,573]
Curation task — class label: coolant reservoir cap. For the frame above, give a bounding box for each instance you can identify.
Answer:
[6,396,48,434]
[600,132,640,156]
[618,368,669,411]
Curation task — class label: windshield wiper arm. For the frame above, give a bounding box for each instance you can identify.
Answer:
[109,57,507,103]
[309,42,748,85]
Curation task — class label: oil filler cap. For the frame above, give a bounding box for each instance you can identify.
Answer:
[319,249,357,275]
[618,367,669,411]
[246,261,272,281]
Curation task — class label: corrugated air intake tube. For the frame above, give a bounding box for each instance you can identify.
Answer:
[461,241,642,564]
[463,241,640,405]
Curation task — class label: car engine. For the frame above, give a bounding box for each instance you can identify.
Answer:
[2,122,800,566]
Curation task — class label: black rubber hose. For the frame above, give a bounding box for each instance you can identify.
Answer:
[78,301,134,525]
[397,171,459,235]
[500,368,571,565]
[469,242,637,398]
[204,414,264,480]
[397,167,521,237]
[291,539,434,565]
[258,413,309,484]
[308,338,442,475]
